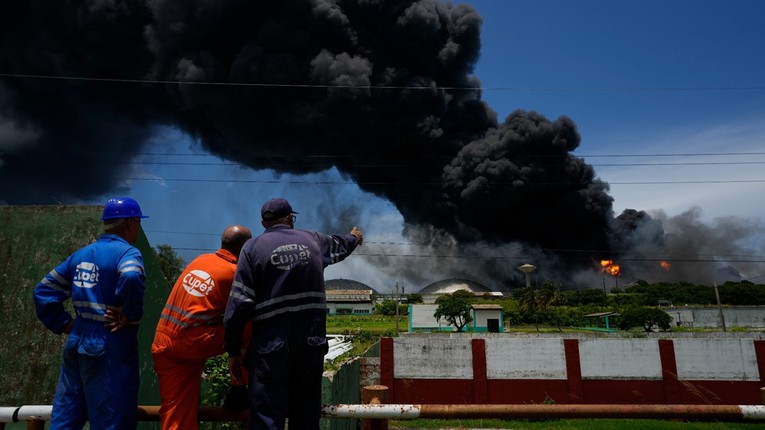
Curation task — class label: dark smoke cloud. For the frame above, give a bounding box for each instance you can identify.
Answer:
[0,0,174,203]
[442,110,614,254]
[1,0,761,288]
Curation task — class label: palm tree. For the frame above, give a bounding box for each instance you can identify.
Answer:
[516,281,561,331]
[538,281,563,331]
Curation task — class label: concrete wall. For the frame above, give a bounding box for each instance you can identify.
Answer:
[667,307,765,328]
[379,333,765,406]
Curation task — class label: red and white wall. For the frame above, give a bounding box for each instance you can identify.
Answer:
[379,334,765,405]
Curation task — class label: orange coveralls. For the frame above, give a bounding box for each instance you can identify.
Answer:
[151,249,247,430]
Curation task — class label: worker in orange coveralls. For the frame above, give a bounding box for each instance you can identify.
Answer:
[152,225,253,430]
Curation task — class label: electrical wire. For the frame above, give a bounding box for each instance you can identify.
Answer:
[2,72,765,93]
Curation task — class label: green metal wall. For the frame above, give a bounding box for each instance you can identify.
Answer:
[0,205,168,429]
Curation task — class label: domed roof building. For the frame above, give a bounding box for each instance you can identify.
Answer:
[325,278,379,295]
[418,278,493,295]
[324,278,378,315]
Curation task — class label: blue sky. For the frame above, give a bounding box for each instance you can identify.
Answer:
[470,0,765,217]
[126,0,765,291]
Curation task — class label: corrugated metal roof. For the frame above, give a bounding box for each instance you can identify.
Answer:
[470,304,503,310]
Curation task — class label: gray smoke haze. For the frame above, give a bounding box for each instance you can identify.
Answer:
[1,0,761,288]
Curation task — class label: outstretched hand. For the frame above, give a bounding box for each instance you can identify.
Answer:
[350,226,363,246]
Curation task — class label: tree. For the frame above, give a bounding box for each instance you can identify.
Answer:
[405,293,424,304]
[538,282,563,331]
[434,290,474,332]
[515,281,561,331]
[374,299,407,316]
[155,244,186,289]
[618,306,673,332]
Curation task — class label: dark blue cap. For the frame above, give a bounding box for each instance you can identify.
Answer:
[261,198,298,221]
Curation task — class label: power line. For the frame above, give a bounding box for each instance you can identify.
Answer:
[166,246,765,263]
[152,234,765,262]
[116,176,765,186]
[42,150,765,159]
[45,159,765,169]
[2,72,765,93]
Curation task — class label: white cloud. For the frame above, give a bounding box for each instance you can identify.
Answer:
[590,114,765,222]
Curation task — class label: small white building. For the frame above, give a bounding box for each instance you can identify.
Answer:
[407,303,504,332]
[469,304,504,333]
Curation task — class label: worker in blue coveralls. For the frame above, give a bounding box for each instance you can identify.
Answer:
[224,197,363,430]
[33,197,148,430]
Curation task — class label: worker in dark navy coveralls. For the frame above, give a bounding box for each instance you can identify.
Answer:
[223,198,363,430]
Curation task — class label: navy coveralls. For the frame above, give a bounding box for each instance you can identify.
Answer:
[224,224,359,430]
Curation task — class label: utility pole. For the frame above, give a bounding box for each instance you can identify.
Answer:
[394,282,400,334]
[713,282,727,332]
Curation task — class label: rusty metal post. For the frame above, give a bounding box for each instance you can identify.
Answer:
[26,420,45,430]
[361,385,389,430]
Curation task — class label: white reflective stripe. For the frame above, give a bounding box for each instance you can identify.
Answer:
[163,304,215,321]
[79,313,109,322]
[232,280,255,296]
[254,291,325,311]
[49,269,70,286]
[230,291,254,303]
[119,259,144,275]
[41,278,70,294]
[119,259,143,271]
[160,313,191,328]
[72,301,109,311]
[253,303,327,321]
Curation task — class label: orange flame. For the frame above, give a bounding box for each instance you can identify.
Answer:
[660,261,671,271]
[600,260,621,276]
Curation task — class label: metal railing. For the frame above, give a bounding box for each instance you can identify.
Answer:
[3,386,765,429]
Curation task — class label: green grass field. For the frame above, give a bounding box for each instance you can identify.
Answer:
[389,418,764,429]
[326,314,403,335]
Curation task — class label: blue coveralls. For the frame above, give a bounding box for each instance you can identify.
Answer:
[33,234,145,430]
[224,224,359,430]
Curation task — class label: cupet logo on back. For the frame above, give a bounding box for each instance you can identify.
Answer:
[183,269,215,297]
[73,262,99,288]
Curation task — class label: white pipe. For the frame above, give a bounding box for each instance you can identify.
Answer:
[322,404,422,419]
[0,405,52,423]
[0,407,18,423]
[741,405,765,420]
[2,404,765,422]
[16,405,52,421]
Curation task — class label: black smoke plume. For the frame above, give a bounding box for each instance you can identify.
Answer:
[1,0,761,288]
